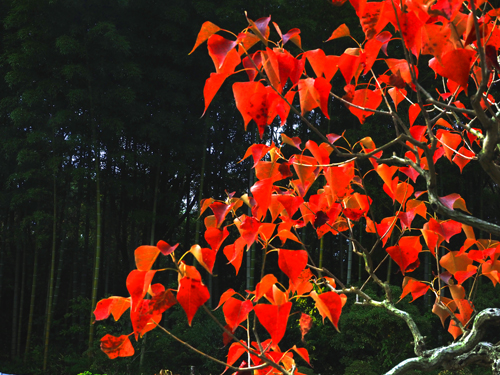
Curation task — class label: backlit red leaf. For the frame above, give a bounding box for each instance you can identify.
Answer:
[177,277,210,326]
[386,236,422,275]
[127,270,156,312]
[278,249,308,284]
[94,297,131,321]
[254,302,292,345]
[310,291,343,331]
[348,89,382,124]
[223,298,254,331]
[400,277,429,302]
[100,334,134,359]
[157,240,178,256]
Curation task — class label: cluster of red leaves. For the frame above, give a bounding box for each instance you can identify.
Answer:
[96,0,500,370]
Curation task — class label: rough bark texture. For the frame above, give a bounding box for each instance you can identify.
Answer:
[386,308,500,374]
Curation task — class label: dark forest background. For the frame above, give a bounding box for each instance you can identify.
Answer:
[0,1,499,374]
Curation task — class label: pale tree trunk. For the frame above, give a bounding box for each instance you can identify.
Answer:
[139,163,160,372]
[16,248,27,357]
[11,242,21,360]
[43,176,58,370]
[24,240,39,363]
[347,240,353,285]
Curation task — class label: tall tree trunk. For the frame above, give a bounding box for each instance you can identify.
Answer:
[139,162,160,372]
[16,248,27,357]
[43,176,58,370]
[88,138,102,352]
[88,54,102,352]
[11,241,21,360]
[24,241,39,364]
[347,239,353,285]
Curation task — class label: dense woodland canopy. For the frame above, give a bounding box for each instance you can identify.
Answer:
[0,0,499,375]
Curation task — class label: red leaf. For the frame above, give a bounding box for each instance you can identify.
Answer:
[290,268,314,296]
[400,277,429,302]
[130,299,154,339]
[177,277,210,325]
[292,345,311,366]
[278,249,308,284]
[283,28,302,48]
[375,216,397,247]
[386,236,422,275]
[236,215,261,247]
[150,287,177,315]
[207,34,237,70]
[204,227,230,252]
[223,237,247,275]
[429,49,476,90]
[100,334,134,359]
[209,201,233,227]
[299,313,312,342]
[94,297,131,321]
[190,245,216,274]
[157,240,178,256]
[223,298,254,331]
[436,130,462,162]
[227,341,248,367]
[348,89,382,124]
[255,274,278,302]
[439,193,471,213]
[388,88,406,110]
[310,291,343,331]
[251,178,273,220]
[298,78,331,118]
[452,147,475,173]
[215,288,237,310]
[324,162,354,200]
[126,270,156,312]
[409,104,420,127]
[254,302,292,345]
[427,218,462,243]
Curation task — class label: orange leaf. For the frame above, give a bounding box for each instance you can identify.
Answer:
[326,24,350,41]
[134,245,160,271]
[440,251,473,276]
[189,21,221,55]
